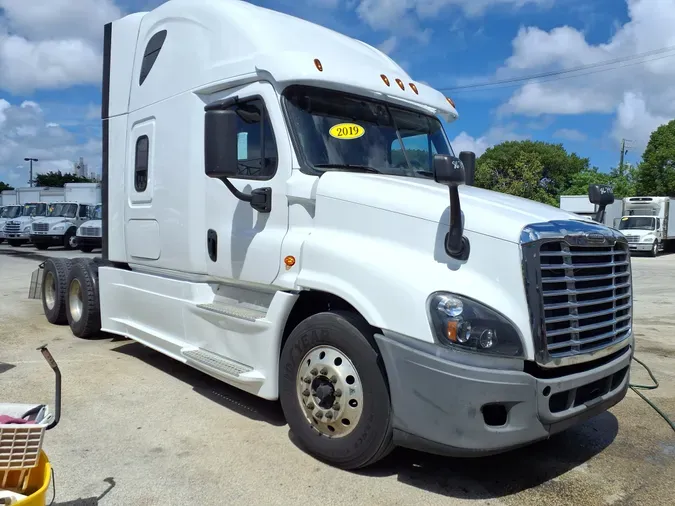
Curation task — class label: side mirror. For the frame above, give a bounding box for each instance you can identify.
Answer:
[204,99,272,213]
[588,184,614,224]
[433,154,470,261]
[459,151,476,186]
[204,108,239,178]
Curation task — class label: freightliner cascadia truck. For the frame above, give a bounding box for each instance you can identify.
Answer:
[36,0,634,469]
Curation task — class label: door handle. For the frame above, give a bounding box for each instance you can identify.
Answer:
[207,229,217,262]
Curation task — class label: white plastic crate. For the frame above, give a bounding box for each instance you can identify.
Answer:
[0,404,53,471]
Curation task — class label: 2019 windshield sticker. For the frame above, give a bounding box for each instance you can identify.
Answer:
[329,123,365,140]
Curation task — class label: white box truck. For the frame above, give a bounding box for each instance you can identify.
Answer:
[4,188,49,246]
[40,188,66,203]
[1,190,17,206]
[559,194,622,228]
[36,0,634,469]
[75,203,103,252]
[617,196,675,256]
[30,183,101,250]
[0,190,18,243]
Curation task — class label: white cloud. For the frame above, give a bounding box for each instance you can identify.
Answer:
[497,0,675,151]
[0,98,100,186]
[450,124,529,157]
[553,128,587,141]
[0,0,121,93]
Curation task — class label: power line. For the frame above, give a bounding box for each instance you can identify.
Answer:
[440,44,675,92]
[446,51,675,93]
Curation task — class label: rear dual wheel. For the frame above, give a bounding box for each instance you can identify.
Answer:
[41,258,101,338]
[279,311,394,470]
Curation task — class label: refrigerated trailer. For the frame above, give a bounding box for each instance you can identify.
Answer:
[36,0,635,470]
[617,196,675,256]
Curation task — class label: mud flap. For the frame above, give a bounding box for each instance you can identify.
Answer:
[28,261,45,299]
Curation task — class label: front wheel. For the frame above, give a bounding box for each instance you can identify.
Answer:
[279,311,393,470]
[651,241,659,257]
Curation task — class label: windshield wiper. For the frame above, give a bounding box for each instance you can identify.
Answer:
[314,163,381,174]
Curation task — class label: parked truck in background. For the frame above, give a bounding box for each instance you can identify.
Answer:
[75,203,103,252]
[39,187,66,203]
[30,183,101,250]
[4,196,48,247]
[0,204,22,244]
[559,194,623,228]
[618,196,675,256]
[37,0,635,470]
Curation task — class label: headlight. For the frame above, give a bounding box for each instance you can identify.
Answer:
[427,292,524,358]
[52,224,65,231]
[642,236,655,242]
[23,225,31,232]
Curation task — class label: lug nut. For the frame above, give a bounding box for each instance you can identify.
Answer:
[325,411,333,420]
[315,411,324,419]
[330,375,338,384]
[304,377,311,384]
[334,389,342,397]
[302,389,310,397]
[307,402,314,410]
[320,367,328,375]
[310,368,318,376]
[332,402,340,410]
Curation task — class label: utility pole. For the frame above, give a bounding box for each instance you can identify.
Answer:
[619,139,632,174]
[24,157,38,187]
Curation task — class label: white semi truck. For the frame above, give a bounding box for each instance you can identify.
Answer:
[30,183,101,250]
[0,204,22,244]
[617,196,675,256]
[75,203,103,252]
[37,0,634,469]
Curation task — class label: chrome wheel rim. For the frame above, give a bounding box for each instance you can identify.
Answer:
[69,279,83,323]
[44,272,56,310]
[68,235,77,248]
[296,345,363,438]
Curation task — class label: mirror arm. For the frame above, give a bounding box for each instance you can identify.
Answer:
[445,186,470,261]
[219,177,272,214]
[595,204,607,224]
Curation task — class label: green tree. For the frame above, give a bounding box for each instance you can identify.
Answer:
[561,164,636,199]
[476,150,557,205]
[635,119,675,195]
[32,171,95,188]
[475,140,589,204]
[0,181,14,192]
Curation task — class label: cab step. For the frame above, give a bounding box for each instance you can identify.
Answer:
[181,348,264,383]
[196,302,266,321]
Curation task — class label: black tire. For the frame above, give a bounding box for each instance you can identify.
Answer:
[65,260,101,339]
[79,246,95,253]
[34,243,49,250]
[279,310,394,470]
[0,238,4,244]
[41,258,73,325]
[650,241,659,257]
[8,239,24,247]
[63,227,77,250]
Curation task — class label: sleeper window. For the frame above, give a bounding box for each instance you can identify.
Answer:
[135,135,149,192]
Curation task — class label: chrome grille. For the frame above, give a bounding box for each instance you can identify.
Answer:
[624,235,639,243]
[32,223,49,232]
[538,241,631,358]
[79,227,101,237]
[5,222,20,233]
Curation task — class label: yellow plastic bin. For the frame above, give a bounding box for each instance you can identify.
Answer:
[1,451,52,506]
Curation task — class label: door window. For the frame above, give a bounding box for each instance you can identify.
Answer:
[230,98,278,180]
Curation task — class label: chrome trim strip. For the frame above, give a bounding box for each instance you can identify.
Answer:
[519,220,633,368]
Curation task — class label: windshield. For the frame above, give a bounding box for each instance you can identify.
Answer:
[2,206,22,219]
[92,205,102,220]
[47,203,78,218]
[22,203,47,217]
[619,217,656,230]
[283,85,454,177]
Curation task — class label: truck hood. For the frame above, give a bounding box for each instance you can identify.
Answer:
[34,217,72,226]
[315,172,589,243]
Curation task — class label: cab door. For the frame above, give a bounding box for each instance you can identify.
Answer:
[204,81,291,287]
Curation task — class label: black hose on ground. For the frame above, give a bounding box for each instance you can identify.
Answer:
[630,355,675,432]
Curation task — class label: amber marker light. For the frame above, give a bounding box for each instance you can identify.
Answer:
[446,321,458,342]
[395,78,405,90]
[314,59,323,71]
[446,97,456,108]
[380,74,390,86]
[284,256,296,269]
[409,83,419,94]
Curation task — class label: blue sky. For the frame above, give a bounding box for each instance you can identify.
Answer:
[1,0,672,187]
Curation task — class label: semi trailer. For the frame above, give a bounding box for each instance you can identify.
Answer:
[37,0,634,469]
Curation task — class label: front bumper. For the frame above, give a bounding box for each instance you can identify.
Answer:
[628,242,654,252]
[76,236,102,248]
[375,331,632,457]
[30,233,65,246]
[5,231,30,240]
